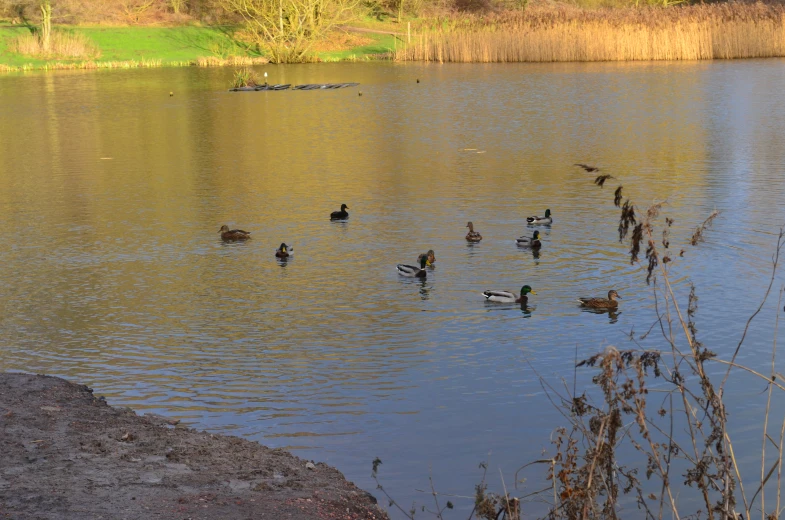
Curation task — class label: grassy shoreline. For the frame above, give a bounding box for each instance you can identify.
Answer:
[0,24,396,72]
[3,2,785,72]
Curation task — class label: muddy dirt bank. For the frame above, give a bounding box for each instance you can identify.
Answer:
[0,373,388,520]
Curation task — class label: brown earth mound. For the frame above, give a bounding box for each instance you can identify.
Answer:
[0,372,388,520]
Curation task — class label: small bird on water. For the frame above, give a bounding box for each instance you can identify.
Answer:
[527,209,553,225]
[516,230,542,249]
[275,243,293,258]
[397,255,429,278]
[169,91,173,97]
[417,250,435,266]
[330,204,350,220]
[465,222,482,243]
[578,290,621,309]
[219,225,251,241]
[483,285,536,305]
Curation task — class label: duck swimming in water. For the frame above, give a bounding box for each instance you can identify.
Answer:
[417,250,435,266]
[397,255,428,278]
[275,243,293,258]
[330,204,349,220]
[219,225,251,241]
[516,230,542,248]
[527,209,552,225]
[483,285,536,304]
[578,290,621,309]
[466,222,482,243]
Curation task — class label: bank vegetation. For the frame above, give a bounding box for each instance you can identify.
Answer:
[2,0,785,66]
[395,2,785,62]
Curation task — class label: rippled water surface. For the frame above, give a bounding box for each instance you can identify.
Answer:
[2,60,785,517]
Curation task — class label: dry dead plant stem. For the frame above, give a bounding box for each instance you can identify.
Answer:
[564,170,785,520]
[761,287,782,518]
[777,401,785,517]
[720,230,785,390]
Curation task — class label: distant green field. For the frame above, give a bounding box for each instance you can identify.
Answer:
[0,25,395,70]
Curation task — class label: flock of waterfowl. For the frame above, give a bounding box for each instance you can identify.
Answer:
[219,202,622,312]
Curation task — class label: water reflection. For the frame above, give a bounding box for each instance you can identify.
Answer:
[580,307,621,324]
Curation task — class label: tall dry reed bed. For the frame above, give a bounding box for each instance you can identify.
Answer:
[395,2,785,62]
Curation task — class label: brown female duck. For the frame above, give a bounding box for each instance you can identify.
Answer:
[219,225,251,241]
[466,222,482,243]
[578,290,621,309]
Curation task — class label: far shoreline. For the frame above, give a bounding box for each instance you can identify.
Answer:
[3,2,785,74]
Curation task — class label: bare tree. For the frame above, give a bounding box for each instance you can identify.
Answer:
[170,0,187,13]
[220,0,359,62]
[40,0,51,51]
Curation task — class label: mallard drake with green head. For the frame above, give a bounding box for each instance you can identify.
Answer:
[527,209,552,225]
[466,222,482,243]
[578,290,621,309]
[397,255,428,278]
[219,225,251,241]
[330,204,349,220]
[516,230,542,248]
[417,250,435,266]
[275,243,293,258]
[483,285,536,304]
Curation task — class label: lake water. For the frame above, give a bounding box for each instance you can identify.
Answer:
[1,60,785,518]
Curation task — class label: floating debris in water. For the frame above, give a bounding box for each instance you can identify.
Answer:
[293,83,359,91]
[229,83,359,92]
[230,84,290,92]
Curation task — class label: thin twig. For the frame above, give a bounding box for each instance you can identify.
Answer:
[760,287,782,518]
[720,228,784,391]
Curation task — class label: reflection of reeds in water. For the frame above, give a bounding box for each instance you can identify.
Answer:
[395,4,785,62]
[1,55,269,73]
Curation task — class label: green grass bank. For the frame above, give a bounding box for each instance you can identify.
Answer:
[0,24,396,71]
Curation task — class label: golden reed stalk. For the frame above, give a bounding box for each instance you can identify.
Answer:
[395,3,785,62]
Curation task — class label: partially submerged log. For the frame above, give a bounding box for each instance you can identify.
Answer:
[230,84,291,91]
[229,83,359,92]
[293,83,360,90]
